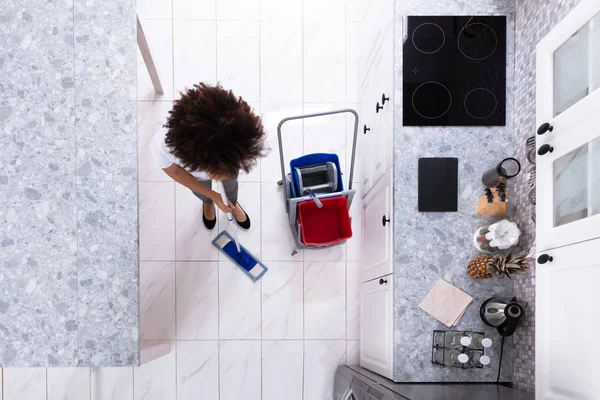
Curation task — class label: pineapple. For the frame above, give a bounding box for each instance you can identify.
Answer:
[467,253,530,279]
[467,256,495,279]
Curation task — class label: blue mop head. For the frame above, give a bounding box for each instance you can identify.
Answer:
[212,230,268,282]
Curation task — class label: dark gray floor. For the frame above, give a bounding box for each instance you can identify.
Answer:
[346,366,535,400]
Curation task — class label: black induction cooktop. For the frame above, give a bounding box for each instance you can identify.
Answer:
[403,16,506,126]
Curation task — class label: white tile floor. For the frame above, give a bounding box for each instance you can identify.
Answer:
[0,0,363,399]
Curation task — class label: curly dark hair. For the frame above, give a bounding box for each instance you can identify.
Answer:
[164,83,267,178]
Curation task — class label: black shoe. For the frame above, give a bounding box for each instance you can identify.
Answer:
[234,203,251,230]
[203,203,216,230]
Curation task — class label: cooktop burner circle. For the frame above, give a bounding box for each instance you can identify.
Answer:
[412,81,453,119]
[412,22,446,54]
[458,22,498,61]
[464,88,498,119]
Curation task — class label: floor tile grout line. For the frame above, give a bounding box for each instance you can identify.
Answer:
[141,259,311,263]
[302,183,306,400]
[345,260,348,356]
[214,12,218,85]
[132,362,135,400]
[145,18,293,22]
[139,99,353,104]
[171,83,179,400]
[171,5,177,395]
[134,338,347,341]
[217,183,221,396]
[171,7,175,100]
[257,11,264,400]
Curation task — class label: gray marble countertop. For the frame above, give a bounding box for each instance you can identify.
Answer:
[0,0,138,367]
[391,1,517,382]
[391,129,516,382]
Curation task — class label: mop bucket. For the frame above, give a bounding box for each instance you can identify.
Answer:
[277,108,358,255]
[290,153,344,198]
[297,196,352,246]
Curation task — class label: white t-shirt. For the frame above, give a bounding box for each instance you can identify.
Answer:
[151,128,211,181]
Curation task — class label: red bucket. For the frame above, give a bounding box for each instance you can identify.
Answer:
[298,196,352,246]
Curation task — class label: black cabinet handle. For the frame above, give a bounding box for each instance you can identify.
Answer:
[382,215,390,226]
[537,254,553,264]
[376,102,383,113]
[363,124,370,134]
[381,93,390,105]
[537,144,554,156]
[379,278,387,285]
[537,122,553,135]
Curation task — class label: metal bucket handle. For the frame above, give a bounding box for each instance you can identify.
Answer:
[276,109,359,191]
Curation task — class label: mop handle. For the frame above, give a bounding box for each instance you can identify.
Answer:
[218,181,241,253]
[217,180,234,222]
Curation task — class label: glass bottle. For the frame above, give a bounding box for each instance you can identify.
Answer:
[445,349,469,367]
[466,349,484,368]
[476,337,493,349]
[433,331,445,347]
[468,333,492,349]
[445,332,470,348]
[479,355,491,366]
[432,347,445,365]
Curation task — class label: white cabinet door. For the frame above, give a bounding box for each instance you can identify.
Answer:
[381,54,394,179]
[369,26,394,188]
[361,169,393,282]
[536,2,600,144]
[360,26,393,198]
[536,239,600,399]
[536,109,600,251]
[359,122,373,196]
[360,273,394,379]
[536,0,600,252]
[359,75,375,196]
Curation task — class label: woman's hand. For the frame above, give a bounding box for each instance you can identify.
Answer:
[161,165,237,213]
[210,192,236,213]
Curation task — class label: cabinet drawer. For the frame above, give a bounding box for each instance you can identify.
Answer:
[361,169,393,282]
[360,273,394,379]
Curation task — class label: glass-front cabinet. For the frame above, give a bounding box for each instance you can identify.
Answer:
[537,9,600,144]
[537,112,600,251]
[536,2,600,252]
[536,4,600,399]
[552,12,600,118]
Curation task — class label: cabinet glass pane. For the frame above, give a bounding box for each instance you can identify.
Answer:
[591,13,600,91]
[553,11,600,117]
[553,145,588,227]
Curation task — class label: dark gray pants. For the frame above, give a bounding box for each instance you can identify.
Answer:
[192,177,238,205]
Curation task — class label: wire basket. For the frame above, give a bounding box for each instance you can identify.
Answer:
[431,330,487,369]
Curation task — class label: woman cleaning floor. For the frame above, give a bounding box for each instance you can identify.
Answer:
[151,83,268,230]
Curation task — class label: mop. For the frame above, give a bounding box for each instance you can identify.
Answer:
[211,181,268,282]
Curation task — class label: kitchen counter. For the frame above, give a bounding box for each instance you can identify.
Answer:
[0,0,138,366]
[390,0,517,382]
[391,130,516,382]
